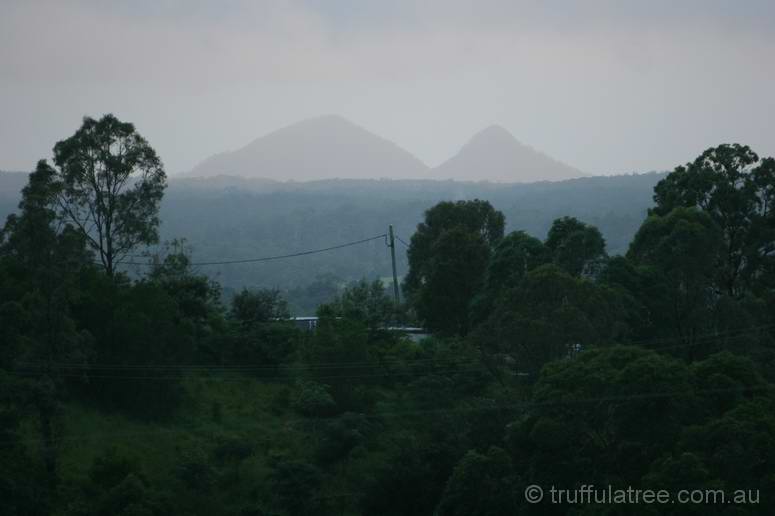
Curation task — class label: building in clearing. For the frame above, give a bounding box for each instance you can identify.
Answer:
[289,317,429,342]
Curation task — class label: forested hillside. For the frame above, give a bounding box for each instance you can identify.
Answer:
[3,171,664,312]
[2,116,774,515]
[5,0,775,513]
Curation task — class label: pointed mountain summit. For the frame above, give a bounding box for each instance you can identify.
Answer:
[432,125,584,182]
[187,115,429,181]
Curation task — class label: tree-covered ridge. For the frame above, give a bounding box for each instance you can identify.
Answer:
[3,170,665,308]
[1,117,773,515]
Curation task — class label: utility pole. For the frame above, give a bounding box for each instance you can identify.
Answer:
[388,224,400,307]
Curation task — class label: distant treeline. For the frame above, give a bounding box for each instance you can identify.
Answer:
[2,116,774,515]
[1,170,664,311]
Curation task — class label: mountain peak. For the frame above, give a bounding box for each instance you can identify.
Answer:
[476,124,512,137]
[432,126,584,183]
[188,115,429,181]
[292,114,353,128]
[186,117,584,183]
[467,124,522,148]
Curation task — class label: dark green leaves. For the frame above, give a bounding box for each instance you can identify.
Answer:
[652,143,775,297]
[405,200,504,336]
[52,114,166,275]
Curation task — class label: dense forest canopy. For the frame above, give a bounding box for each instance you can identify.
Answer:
[3,169,664,312]
[1,116,773,515]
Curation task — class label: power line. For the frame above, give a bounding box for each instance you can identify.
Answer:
[2,382,773,448]
[10,366,490,382]
[14,357,484,373]
[638,323,775,350]
[110,234,387,267]
[16,354,478,370]
[14,321,775,374]
[396,235,411,248]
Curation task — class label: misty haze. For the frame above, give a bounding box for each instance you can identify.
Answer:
[1,2,774,515]
[186,115,583,183]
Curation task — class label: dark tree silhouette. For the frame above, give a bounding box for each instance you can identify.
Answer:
[652,143,775,297]
[404,199,504,335]
[52,114,166,275]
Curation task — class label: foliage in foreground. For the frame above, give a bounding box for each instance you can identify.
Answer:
[1,129,774,515]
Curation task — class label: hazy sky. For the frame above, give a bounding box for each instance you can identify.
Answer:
[1,0,774,175]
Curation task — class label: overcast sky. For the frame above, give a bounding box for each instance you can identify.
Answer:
[1,0,773,175]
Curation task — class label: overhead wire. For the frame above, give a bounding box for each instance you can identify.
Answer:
[638,323,775,351]
[9,367,491,382]
[12,227,775,442]
[102,233,388,267]
[1,382,773,448]
[15,355,479,371]
[12,322,774,377]
[5,184,771,452]
[4,321,774,444]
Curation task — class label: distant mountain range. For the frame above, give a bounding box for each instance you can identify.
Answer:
[431,125,583,182]
[187,115,428,181]
[186,115,585,183]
